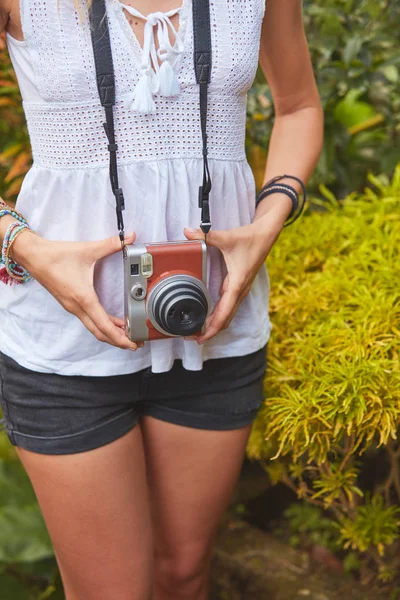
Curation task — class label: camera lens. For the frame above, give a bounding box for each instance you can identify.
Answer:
[180,310,191,324]
[151,277,209,336]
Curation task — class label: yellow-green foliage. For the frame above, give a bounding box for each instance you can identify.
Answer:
[248,164,400,581]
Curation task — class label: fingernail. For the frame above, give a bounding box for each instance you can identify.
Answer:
[185,228,198,233]
[124,232,135,238]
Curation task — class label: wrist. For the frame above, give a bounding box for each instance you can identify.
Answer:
[249,194,293,256]
[253,193,293,227]
[8,228,43,270]
[0,214,18,235]
[255,175,307,230]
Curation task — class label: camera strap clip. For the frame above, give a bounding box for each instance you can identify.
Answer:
[198,186,211,235]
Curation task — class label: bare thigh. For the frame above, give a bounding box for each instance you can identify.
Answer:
[15,426,153,600]
[141,416,252,595]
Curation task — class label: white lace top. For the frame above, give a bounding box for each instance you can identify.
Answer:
[0,0,271,376]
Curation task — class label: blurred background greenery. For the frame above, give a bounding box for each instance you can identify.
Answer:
[0,0,399,598]
[247,0,400,197]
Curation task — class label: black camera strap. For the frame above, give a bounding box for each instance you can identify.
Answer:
[89,0,125,245]
[192,0,212,234]
[88,0,212,244]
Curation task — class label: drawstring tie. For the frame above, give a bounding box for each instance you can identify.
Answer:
[120,4,184,113]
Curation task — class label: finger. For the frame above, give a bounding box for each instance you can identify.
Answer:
[109,315,126,329]
[108,315,145,347]
[222,296,244,331]
[221,283,250,330]
[79,309,143,350]
[190,278,227,340]
[78,313,116,346]
[185,286,243,344]
[183,227,230,250]
[197,284,241,344]
[198,273,230,331]
[88,232,136,262]
[81,295,138,350]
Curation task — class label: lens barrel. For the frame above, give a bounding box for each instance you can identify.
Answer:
[149,276,209,336]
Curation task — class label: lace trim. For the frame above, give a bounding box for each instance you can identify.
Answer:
[23,92,248,168]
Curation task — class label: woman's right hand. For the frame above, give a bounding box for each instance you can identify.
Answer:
[11,230,140,351]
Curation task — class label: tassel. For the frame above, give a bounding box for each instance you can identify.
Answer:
[159,60,180,97]
[0,267,21,285]
[130,71,157,114]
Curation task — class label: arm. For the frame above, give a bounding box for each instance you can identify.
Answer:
[0,196,140,350]
[0,6,140,353]
[0,0,11,32]
[0,5,140,350]
[0,2,37,255]
[254,0,324,229]
[0,0,31,260]
[185,0,324,342]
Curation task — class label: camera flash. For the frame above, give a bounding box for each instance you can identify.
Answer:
[141,252,153,278]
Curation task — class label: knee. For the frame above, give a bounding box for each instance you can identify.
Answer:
[154,543,211,598]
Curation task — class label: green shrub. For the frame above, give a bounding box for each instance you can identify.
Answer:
[0,437,60,598]
[248,164,400,583]
[2,2,400,201]
[247,0,400,196]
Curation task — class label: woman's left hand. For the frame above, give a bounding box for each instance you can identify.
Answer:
[183,208,286,344]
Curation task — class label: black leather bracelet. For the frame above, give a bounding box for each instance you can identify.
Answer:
[256,174,307,227]
[256,184,298,220]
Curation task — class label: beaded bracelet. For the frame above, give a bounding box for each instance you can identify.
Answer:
[0,201,33,284]
[0,199,28,225]
[256,175,307,227]
[1,221,33,283]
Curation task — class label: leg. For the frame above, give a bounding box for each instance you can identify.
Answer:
[141,417,252,600]
[15,427,153,600]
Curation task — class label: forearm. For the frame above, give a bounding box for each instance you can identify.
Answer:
[253,105,324,230]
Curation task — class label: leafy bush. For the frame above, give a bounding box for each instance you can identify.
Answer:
[247,164,400,583]
[0,435,62,598]
[0,34,31,202]
[2,1,400,202]
[247,0,400,196]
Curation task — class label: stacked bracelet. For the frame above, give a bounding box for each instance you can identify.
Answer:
[256,174,307,227]
[0,201,33,285]
[0,199,29,225]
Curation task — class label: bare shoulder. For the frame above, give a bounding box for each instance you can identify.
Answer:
[0,0,13,34]
[1,0,23,40]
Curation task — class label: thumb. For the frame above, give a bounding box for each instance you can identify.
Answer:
[90,231,136,261]
[183,227,226,249]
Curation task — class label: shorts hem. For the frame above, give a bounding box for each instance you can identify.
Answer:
[8,408,140,455]
[142,403,262,431]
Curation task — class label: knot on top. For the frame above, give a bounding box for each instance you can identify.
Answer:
[119,3,185,113]
[146,11,165,26]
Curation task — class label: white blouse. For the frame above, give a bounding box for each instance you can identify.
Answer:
[0,0,272,376]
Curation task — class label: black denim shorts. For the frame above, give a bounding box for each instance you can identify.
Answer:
[0,346,267,455]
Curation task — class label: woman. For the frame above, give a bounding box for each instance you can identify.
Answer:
[0,0,323,598]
